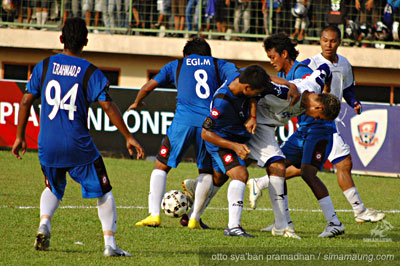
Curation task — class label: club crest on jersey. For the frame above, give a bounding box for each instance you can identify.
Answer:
[159,146,168,157]
[351,109,387,167]
[223,154,234,164]
[211,108,220,118]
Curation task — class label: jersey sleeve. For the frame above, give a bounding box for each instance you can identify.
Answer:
[295,65,313,79]
[26,60,44,98]
[153,60,177,87]
[86,68,110,103]
[217,59,238,82]
[208,95,232,126]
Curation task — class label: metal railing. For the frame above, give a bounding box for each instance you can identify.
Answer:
[1,0,400,48]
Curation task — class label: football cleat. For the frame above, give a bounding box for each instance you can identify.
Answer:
[224,226,254,238]
[34,224,51,251]
[188,218,201,229]
[247,178,262,209]
[135,215,160,227]
[271,225,301,239]
[103,245,131,257]
[318,222,345,238]
[260,221,294,232]
[180,214,210,229]
[182,179,196,205]
[355,208,386,224]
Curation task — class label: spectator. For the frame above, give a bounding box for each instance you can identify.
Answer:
[185,0,199,31]
[17,0,33,27]
[355,0,381,27]
[171,0,186,36]
[290,0,309,41]
[154,0,171,28]
[233,0,251,40]
[82,0,111,32]
[262,0,282,35]
[62,0,79,25]
[215,0,230,39]
[35,0,50,28]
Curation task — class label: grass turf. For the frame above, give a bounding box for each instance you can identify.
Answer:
[0,150,399,265]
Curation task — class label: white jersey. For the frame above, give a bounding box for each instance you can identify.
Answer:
[256,67,327,126]
[305,53,354,101]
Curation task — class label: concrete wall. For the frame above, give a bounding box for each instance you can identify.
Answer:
[1,28,399,87]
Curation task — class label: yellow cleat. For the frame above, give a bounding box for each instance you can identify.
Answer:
[188,218,202,229]
[135,215,160,227]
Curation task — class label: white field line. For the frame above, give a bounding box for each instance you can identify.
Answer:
[1,205,400,213]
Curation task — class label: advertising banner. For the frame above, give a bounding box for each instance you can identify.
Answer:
[336,103,400,176]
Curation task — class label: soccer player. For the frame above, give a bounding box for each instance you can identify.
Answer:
[201,65,272,237]
[286,25,385,223]
[131,37,238,228]
[248,33,346,238]
[11,17,144,257]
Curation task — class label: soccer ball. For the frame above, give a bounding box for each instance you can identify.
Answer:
[161,190,189,218]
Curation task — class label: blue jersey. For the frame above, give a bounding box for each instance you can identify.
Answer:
[205,76,252,153]
[27,53,109,167]
[153,54,237,127]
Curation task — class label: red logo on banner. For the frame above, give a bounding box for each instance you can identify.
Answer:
[355,121,378,147]
[223,154,234,164]
[159,146,168,157]
[211,108,220,119]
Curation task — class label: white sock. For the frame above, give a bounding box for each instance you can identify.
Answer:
[39,188,60,232]
[254,174,269,190]
[97,191,117,232]
[268,176,287,230]
[199,185,220,217]
[41,11,48,25]
[227,180,245,229]
[343,187,366,215]
[284,194,293,226]
[190,174,212,221]
[318,196,340,224]
[149,169,167,216]
[104,235,116,249]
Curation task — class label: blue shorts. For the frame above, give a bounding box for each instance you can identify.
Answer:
[281,129,333,170]
[156,122,211,170]
[207,146,246,174]
[40,156,112,200]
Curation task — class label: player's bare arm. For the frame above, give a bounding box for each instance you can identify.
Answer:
[201,129,250,160]
[128,79,159,110]
[244,98,257,134]
[12,93,36,160]
[270,75,300,106]
[99,100,145,159]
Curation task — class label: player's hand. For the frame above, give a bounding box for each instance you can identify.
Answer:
[354,101,362,115]
[244,117,257,134]
[127,101,146,111]
[126,136,145,159]
[234,143,251,160]
[287,83,300,106]
[12,138,27,160]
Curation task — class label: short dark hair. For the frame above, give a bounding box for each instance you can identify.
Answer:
[239,65,271,91]
[321,25,341,40]
[62,17,88,54]
[263,33,299,61]
[318,93,341,120]
[183,37,212,56]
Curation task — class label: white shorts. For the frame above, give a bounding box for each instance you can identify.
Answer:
[247,124,285,167]
[327,132,351,163]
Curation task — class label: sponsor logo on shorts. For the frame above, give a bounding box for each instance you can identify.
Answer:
[102,175,109,185]
[159,146,168,157]
[211,108,220,118]
[44,176,51,189]
[223,154,234,164]
[315,152,322,161]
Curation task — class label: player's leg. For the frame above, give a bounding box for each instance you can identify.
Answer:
[224,164,254,237]
[300,133,344,237]
[69,156,130,256]
[35,166,65,251]
[329,133,385,223]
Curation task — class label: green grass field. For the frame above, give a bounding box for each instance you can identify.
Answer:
[1,150,399,265]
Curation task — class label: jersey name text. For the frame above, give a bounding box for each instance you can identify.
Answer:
[52,63,82,77]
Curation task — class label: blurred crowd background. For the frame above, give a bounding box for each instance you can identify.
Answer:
[1,0,400,49]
